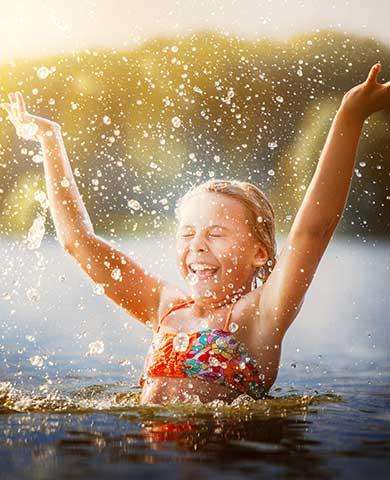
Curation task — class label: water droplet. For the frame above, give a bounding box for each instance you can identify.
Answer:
[173,332,189,352]
[26,287,40,303]
[231,255,239,266]
[297,68,303,77]
[111,267,122,281]
[30,355,44,367]
[58,274,66,282]
[171,116,181,128]
[60,177,70,188]
[93,283,105,295]
[275,95,284,103]
[32,154,43,164]
[26,213,46,249]
[204,289,213,298]
[291,363,297,368]
[37,66,50,80]
[127,199,140,210]
[267,169,275,176]
[87,340,105,356]
[25,335,35,342]
[186,273,199,286]
[228,322,239,333]
[34,191,48,209]
[103,115,111,125]
[257,216,263,223]
[267,141,278,150]
[119,359,131,366]
[239,361,246,370]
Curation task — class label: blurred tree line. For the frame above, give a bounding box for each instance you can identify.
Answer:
[0,30,389,239]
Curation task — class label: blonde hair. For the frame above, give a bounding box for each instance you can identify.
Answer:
[175,179,277,287]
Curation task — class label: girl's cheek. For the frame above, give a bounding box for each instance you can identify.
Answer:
[176,240,186,255]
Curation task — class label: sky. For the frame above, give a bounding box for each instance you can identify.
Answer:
[1,0,389,63]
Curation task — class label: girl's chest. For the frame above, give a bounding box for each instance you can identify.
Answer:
[145,301,277,372]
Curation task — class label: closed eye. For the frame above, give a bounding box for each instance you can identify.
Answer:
[179,234,222,239]
[178,231,225,238]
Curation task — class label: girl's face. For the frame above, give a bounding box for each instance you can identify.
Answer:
[176,192,268,303]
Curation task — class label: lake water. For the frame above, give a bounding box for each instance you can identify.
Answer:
[0,233,389,479]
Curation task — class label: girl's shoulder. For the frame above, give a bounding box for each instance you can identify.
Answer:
[231,285,264,328]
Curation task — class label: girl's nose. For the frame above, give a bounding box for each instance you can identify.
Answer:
[189,235,209,253]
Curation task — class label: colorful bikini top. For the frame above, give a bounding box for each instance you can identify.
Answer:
[139,298,266,400]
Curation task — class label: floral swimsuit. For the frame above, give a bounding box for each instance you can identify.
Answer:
[139,299,266,400]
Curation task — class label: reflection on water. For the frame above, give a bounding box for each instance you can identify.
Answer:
[0,376,389,479]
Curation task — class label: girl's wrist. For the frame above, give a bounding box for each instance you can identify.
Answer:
[38,122,62,142]
[336,103,366,127]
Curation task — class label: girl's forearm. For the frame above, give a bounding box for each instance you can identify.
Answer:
[293,105,364,236]
[40,126,95,248]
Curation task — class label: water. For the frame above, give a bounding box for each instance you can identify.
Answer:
[0,234,389,479]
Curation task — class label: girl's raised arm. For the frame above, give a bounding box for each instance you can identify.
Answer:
[1,92,182,329]
[257,64,390,339]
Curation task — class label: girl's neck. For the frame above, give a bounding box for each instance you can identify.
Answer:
[191,283,252,314]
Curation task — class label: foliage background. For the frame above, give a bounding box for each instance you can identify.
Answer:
[0,30,389,239]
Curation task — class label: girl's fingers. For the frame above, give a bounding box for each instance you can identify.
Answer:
[16,91,27,117]
[0,102,17,125]
[366,63,381,86]
[13,92,22,118]
[8,93,18,118]
[0,102,12,116]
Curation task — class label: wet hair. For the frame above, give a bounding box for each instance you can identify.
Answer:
[175,179,277,287]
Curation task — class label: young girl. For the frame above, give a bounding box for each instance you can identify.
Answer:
[1,63,389,405]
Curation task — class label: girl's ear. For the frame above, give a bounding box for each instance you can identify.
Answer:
[253,242,268,268]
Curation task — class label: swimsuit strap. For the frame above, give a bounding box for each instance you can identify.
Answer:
[222,301,235,331]
[157,298,195,333]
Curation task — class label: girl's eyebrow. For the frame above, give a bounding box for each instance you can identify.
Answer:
[181,224,230,230]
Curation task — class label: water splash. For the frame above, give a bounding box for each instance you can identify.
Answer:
[0,381,341,416]
[26,213,46,250]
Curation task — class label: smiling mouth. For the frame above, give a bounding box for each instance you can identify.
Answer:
[194,269,218,279]
[188,264,219,279]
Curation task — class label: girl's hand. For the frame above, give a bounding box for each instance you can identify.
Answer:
[0,91,60,142]
[340,63,390,122]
